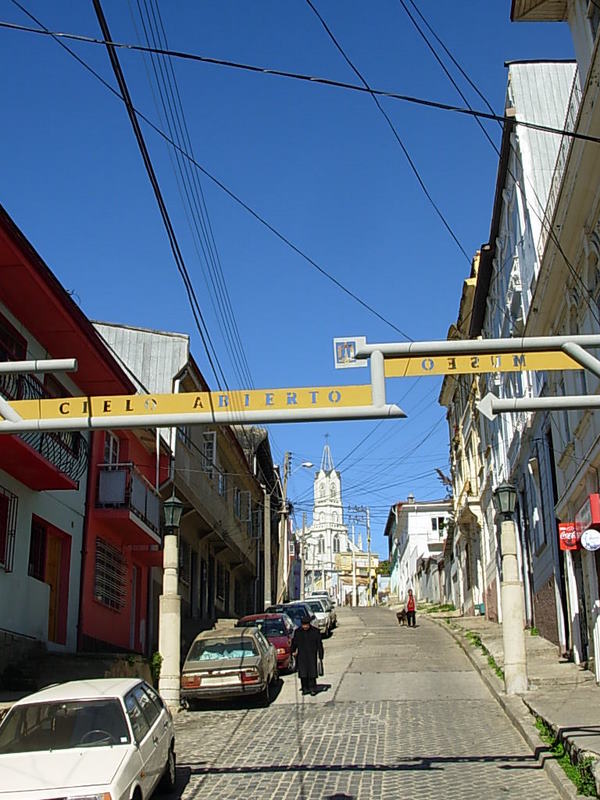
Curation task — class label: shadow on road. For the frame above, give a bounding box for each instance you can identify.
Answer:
[182,677,284,712]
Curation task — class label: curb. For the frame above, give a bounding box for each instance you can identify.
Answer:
[429,616,583,800]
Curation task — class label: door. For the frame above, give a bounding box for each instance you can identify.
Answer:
[190,551,199,618]
[574,552,589,661]
[46,535,62,643]
[124,690,155,798]
[133,683,167,790]
[130,566,138,650]
[208,555,215,619]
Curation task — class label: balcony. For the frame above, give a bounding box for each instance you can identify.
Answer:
[95,463,162,545]
[175,441,256,569]
[0,371,88,490]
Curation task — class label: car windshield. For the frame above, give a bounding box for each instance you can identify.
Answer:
[244,619,287,636]
[282,608,303,625]
[187,638,258,661]
[306,601,324,613]
[0,699,130,753]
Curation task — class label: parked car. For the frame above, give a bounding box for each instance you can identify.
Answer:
[237,613,296,672]
[181,626,278,708]
[303,598,331,637]
[310,592,337,628]
[265,603,315,629]
[0,678,175,800]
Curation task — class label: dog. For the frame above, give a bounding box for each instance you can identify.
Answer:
[396,608,408,626]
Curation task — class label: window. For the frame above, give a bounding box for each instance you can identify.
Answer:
[202,431,216,478]
[233,487,242,519]
[431,517,446,535]
[133,684,160,727]
[125,692,150,744]
[94,538,126,610]
[218,470,227,496]
[0,313,26,362]
[588,0,600,39]
[177,425,193,448]
[318,536,325,554]
[333,535,340,554]
[216,561,227,603]
[28,519,47,581]
[104,432,120,466]
[179,538,190,585]
[0,485,17,572]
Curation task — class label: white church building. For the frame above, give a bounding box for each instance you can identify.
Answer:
[303,441,358,602]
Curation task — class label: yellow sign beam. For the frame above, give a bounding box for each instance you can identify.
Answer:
[5,385,374,422]
[384,351,582,378]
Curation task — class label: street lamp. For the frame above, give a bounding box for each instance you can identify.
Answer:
[163,493,184,532]
[275,457,314,603]
[158,492,184,710]
[492,482,528,695]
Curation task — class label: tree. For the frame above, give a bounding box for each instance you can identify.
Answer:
[377,560,391,576]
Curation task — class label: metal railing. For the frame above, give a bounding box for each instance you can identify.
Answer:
[0,369,88,484]
[538,70,582,261]
[96,462,161,534]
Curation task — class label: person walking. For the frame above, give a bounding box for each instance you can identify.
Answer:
[406,589,417,628]
[292,615,324,696]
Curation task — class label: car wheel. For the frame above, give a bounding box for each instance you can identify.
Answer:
[186,698,201,712]
[159,745,176,791]
[257,683,270,707]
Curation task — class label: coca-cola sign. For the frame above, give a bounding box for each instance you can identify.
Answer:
[558,522,579,551]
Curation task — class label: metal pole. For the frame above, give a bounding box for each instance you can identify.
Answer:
[477,392,600,420]
[277,453,290,603]
[0,358,78,374]
[500,514,528,694]
[301,512,307,601]
[263,486,271,609]
[367,508,372,608]
[370,350,386,407]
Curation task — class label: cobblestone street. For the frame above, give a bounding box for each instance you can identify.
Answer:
[169,607,559,799]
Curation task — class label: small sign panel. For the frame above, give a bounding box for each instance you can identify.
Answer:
[385,351,582,378]
[333,337,367,369]
[558,522,579,551]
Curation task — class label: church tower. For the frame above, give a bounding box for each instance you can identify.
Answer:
[306,438,354,600]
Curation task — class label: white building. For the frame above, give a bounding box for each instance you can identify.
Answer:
[303,442,357,602]
[385,496,451,604]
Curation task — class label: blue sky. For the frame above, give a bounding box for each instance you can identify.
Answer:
[0,1,573,555]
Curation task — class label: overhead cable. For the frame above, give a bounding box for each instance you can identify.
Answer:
[8,1,412,340]
[1,18,599,146]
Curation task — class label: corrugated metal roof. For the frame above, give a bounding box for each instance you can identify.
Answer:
[509,60,577,221]
[93,322,189,394]
[511,0,568,21]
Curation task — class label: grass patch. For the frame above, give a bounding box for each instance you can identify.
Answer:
[535,717,598,797]
[465,630,505,680]
[425,603,456,614]
[529,626,540,636]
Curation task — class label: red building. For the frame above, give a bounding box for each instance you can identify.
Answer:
[0,204,167,664]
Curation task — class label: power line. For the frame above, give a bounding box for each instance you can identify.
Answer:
[305,0,470,264]
[8,0,412,341]
[1,18,599,146]
[90,0,225,393]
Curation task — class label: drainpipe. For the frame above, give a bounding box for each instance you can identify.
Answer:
[77,430,99,652]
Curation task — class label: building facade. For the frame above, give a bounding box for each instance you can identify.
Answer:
[385,496,451,605]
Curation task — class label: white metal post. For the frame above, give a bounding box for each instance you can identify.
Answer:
[263,486,271,609]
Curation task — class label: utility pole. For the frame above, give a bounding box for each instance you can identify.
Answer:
[263,486,271,609]
[300,512,307,600]
[277,452,291,603]
[367,507,372,607]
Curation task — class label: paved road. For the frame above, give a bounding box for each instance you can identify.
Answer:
[169,607,559,799]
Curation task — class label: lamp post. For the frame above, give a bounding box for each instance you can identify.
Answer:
[276,458,313,602]
[158,493,184,710]
[493,482,528,695]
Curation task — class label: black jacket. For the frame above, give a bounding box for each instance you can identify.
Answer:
[292,625,324,678]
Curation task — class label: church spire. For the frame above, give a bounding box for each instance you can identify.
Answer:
[320,434,334,472]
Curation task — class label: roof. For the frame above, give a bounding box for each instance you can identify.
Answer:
[510,0,568,21]
[12,678,142,705]
[193,627,263,641]
[0,205,135,396]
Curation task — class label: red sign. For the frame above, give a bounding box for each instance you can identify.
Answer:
[575,493,600,537]
[558,522,579,551]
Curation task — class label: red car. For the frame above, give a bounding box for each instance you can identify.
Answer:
[237,613,296,672]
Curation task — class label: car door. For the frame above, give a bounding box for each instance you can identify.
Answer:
[133,683,167,791]
[143,684,173,776]
[124,689,154,798]
[256,630,275,679]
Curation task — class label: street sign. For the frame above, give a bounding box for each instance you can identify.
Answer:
[6,385,376,422]
[333,337,368,369]
[384,351,581,378]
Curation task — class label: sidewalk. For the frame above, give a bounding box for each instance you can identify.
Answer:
[422,608,600,797]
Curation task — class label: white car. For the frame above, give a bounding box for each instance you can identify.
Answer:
[0,678,176,800]
[303,598,331,637]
